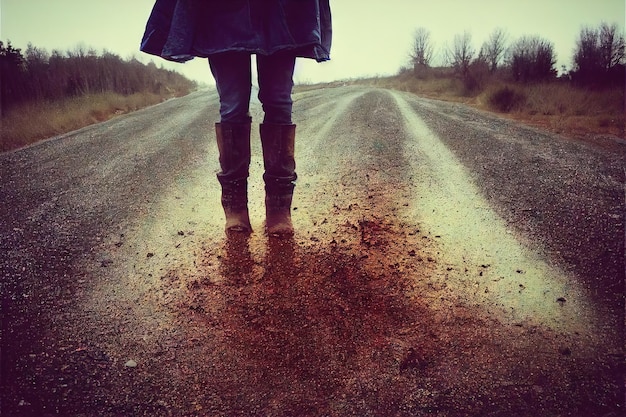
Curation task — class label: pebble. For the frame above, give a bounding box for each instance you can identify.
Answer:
[125,359,138,368]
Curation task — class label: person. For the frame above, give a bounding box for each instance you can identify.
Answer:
[140,1,332,236]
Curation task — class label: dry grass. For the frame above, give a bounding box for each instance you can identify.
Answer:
[483,82,625,138]
[348,72,625,141]
[1,92,171,152]
[336,72,468,102]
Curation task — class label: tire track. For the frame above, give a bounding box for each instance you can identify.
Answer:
[391,90,599,334]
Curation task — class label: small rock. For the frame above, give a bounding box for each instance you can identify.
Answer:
[125,359,138,368]
[178,231,185,236]
[400,347,424,371]
[559,347,572,356]
[146,253,154,258]
[101,259,113,267]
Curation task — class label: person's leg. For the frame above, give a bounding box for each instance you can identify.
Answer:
[209,52,252,123]
[257,52,296,124]
[256,53,297,236]
[208,52,253,233]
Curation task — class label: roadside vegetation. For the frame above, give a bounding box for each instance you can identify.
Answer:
[1,41,196,152]
[307,22,625,142]
[348,70,624,141]
[2,21,623,152]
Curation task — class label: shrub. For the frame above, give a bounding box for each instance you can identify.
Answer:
[487,86,526,112]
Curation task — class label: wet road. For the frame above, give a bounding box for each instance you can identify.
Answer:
[1,86,624,416]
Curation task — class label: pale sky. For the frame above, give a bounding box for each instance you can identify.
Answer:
[1,1,624,84]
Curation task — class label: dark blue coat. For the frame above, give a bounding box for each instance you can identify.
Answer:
[140,0,332,62]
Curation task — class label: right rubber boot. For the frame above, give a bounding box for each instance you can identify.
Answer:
[260,123,297,237]
[215,121,252,233]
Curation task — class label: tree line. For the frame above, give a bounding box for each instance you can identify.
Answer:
[408,22,625,89]
[0,41,197,116]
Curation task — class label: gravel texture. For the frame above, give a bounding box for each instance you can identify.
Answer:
[0,86,623,417]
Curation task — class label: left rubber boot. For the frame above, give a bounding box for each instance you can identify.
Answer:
[215,121,252,233]
[260,123,297,237]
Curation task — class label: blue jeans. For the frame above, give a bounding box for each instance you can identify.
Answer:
[208,51,296,124]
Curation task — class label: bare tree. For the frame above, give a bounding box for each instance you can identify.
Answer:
[409,27,434,74]
[599,22,625,70]
[572,22,625,86]
[480,28,508,73]
[573,27,601,76]
[447,31,475,78]
[508,35,556,82]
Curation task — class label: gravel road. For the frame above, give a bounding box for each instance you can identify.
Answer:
[1,86,624,416]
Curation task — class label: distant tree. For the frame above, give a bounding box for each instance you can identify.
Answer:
[572,27,601,84]
[447,31,475,79]
[1,40,196,114]
[507,35,557,83]
[409,27,434,76]
[480,28,508,73]
[598,23,625,71]
[571,22,625,87]
[47,49,69,98]
[25,43,51,100]
[0,41,28,115]
[25,43,49,65]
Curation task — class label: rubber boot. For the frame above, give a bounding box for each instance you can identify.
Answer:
[215,121,252,233]
[260,123,297,237]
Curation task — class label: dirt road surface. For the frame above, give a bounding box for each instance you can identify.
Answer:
[1,86,624,417]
